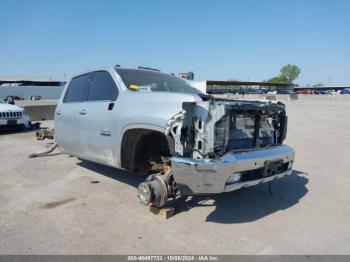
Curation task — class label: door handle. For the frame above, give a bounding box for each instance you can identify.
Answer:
[79,109,87,115]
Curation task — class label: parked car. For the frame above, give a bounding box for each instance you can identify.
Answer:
[339,88,350,95]
[245,88,265,94]
[0,98,31,130]
[5,95,24,103]
[277,89,295,94]
[55,67,295,207]
[30,95,42,100]
[236,88,263,95]
[314,89,331,95]
[296,89,313,94]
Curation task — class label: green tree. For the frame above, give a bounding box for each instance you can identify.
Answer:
[267,64,301,84]
[280,64,301,83]
[267,75,288,83]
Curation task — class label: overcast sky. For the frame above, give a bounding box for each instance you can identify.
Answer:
[0,0,349,85]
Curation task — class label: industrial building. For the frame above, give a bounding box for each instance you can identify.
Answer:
[0,76,66,100]
[295,85,350,92]
[0,76,66,86]
[189,80,295,94]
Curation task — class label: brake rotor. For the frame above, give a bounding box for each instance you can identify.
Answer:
[153,175,168,207]
[138,164,174,208]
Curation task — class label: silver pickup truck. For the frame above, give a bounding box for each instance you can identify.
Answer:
[55,66,295,207]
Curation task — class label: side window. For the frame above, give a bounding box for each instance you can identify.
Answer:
[88,71,119,101]
[64,74,91,103]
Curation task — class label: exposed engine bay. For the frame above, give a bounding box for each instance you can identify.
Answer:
[166,98,288,159]
[140,98,292,208]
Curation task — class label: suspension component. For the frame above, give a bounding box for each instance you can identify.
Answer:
[137,163,177,208]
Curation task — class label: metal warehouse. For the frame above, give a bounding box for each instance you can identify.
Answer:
[0,76,67,100]
[189,80,295,94]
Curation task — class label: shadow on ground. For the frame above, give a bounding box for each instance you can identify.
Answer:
[169,170,309,224]
[0,128,35,135]
[76,161,309,224]
[77,160,145,187]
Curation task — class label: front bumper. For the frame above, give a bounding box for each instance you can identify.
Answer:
[171,145,295,195]
[0,115,31,129]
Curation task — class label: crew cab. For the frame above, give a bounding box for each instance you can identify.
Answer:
[0,98,31,130]
[55,67,295,207]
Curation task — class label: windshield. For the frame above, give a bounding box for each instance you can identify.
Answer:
[0,98,5,103]
[115,68,202,95]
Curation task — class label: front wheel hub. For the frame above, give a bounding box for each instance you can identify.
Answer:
[138,182,152,206]
[138,174,170,208]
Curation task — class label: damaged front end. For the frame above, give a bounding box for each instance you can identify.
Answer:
[138,98,295,207]
[176,99,289,159]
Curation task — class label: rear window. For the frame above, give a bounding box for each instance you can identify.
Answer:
[88,71,118,101]
[64,74,91,103]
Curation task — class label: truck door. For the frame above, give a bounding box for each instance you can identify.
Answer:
[55,73,92,156]
[78,70,120,166]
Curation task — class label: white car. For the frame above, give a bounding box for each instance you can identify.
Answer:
[0,98,31,130]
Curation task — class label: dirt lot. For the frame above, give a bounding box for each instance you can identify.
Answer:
[1,96,350,254]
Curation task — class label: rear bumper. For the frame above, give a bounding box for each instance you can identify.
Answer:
[171,145,295,195]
